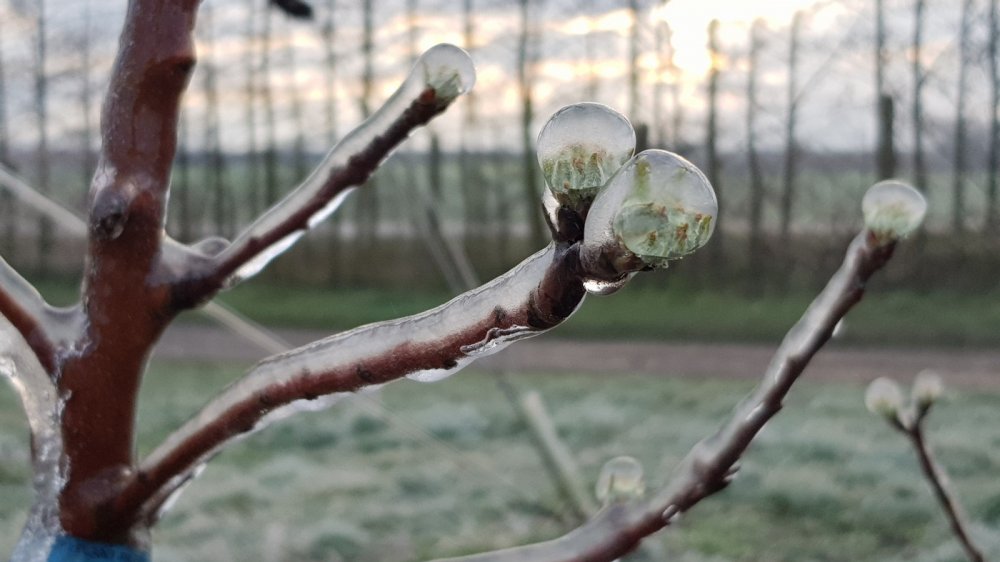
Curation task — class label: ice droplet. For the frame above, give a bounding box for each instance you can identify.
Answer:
[584,150,717,268]
[595,456,645,504]
[862,180,926,242]
[418,44,476,103]
[864,377,904,418]
[582,274,633,296]
[537,103,635,204]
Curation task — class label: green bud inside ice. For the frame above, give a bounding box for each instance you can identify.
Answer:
[862,180,927,243]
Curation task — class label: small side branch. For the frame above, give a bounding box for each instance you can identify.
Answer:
[907,422,984,562]
[119,241,586,524]
[428,231,896,562]
[168,45,475,307]
[0,258,58,373]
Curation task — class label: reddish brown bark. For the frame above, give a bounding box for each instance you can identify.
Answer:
[56,0,200,542]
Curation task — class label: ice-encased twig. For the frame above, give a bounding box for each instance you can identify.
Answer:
[1,315,66,562]
[426,231,896,562]
[119,242,587,522]
[174,44,475,298]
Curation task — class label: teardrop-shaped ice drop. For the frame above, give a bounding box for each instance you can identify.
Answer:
[537,103,635,204]
[584,150,717,269]
[862,180,927,242]
[595,455,645,504]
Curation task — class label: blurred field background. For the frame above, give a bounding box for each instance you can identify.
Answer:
[1,0,999,559]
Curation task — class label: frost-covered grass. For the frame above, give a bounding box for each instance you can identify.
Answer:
[2,363,999,561]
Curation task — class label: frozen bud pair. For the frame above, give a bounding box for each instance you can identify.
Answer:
[865,371,944,427]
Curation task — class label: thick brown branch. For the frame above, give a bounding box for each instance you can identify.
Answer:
[57,0,201,543]
[429,231,896,562]
[907,425,985,562]
[116,242,587,526]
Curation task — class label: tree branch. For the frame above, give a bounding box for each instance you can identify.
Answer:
[0,258,59,373]
[118,239,591,524]
[427,231,896,562]
[167,44,475,308]
[907,423,985,562]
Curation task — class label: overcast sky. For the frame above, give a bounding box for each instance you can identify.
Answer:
[0,0,991,156]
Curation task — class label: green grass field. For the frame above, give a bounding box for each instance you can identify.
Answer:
[2,363,998,561]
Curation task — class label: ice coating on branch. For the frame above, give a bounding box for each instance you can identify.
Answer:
[227,232,305,286]
[537,103,635,204]
[595,456,645,504]
[217,44,474,285]
[1,318,66,561]
[862,180,926,242]
[582,274,634,296]
[143,246,578,500]
[865,377,904,418]
[583,150,717,269]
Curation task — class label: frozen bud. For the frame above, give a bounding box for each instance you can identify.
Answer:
[595,456,645,504]
[583,150,717,270]
[865,377,905,419]
[912,370,944,408]
[862,180,927,243]
[414,44,476,105]
[537,103,635,205]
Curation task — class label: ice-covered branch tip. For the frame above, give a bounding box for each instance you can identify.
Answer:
[172,44,475,297]
[537,103,636,207]
[430,230,898,562]
[863,180,927,243]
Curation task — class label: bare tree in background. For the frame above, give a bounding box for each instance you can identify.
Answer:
[261,5,280,205]
[518,0,546,249]
[989,0,1000,231]
[33,0,52,275]
[285,19,308,184]
[244,3,263,218]
[875,0,896,180]
[357,0,380,254]
[460,0,487,247]
[911,0,928,193]
[201,3,231,237]
[706,19,724,267]
[78,0,96,205]
[780,11,803,243]
[952,0,973,234]
[746,20,766,290]
[0,10,16,259]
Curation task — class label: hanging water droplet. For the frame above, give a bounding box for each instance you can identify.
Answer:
[537,103,635,204]
[417,44,477,104]
[595,455,645,505]
[583,150,717,270]
[864,377,904,418]
[862,180,927,242]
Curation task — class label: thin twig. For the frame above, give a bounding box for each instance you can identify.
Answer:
[907,424,985,562]
[427,231,896,562]
[171,47,473,305]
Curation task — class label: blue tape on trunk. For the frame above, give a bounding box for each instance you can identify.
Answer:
[47,536,150,562]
